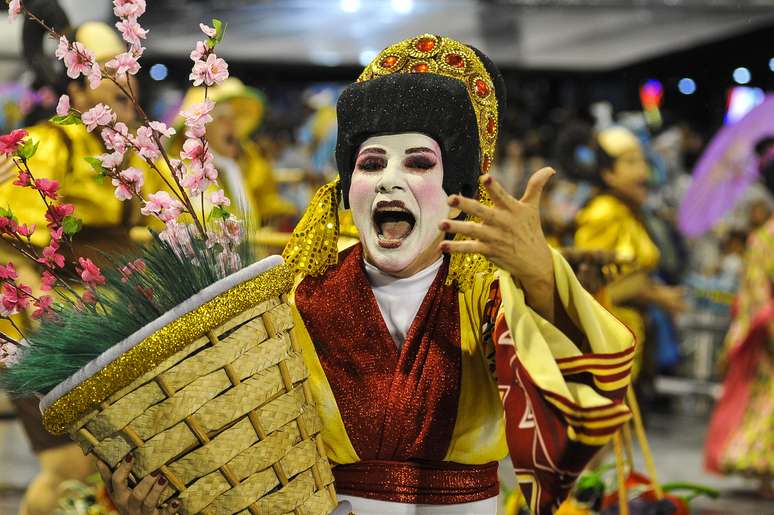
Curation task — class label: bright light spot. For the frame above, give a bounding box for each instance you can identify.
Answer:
[391,0,414,14]
[340,0,361,12]
[725,86,764,124]
[358,49,378,66]
[733,67,751,84]
[769,57,774,72]
[678,77,696,95]
[149,63,168,81]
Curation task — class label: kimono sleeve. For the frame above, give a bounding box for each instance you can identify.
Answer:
[494,248,635,514]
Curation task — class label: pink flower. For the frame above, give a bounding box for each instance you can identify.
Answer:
[55,36,69,59]
[81,289,97,305]
[210,189,230,207]
[168,159,184,180]
[86,62,102,90]
[34,178,60,200]
[49,226,63,241]
[120,258,146,282]
[141,191,184,223]
[13,170,31,187]
[184,124,206,139]
[181,99,214,129]
[31,295,54,320]
[81,104,115,132]
[98,150,125,170]
[55,94,70,116]
[1,283,32,313]
[41,270,56,291]
[180,138,205,161]
[199,23,216,37]
[149,121,175,139]
[62,41,96,80]
[0,216,17,234]
[190,41,208,62]
[106,51,140,76]
[115,16,147,49]
[159,220,195,259]
[113,0,146,19]
[216,248,241,276]
[0,129,28,155]
[0,263,17,281]
[189,53,229,87]
[77,257,106,287]
[44,203,74,227]
[132,126,160,161]
[101,122,129,153]
[16,223,35,238]
[112,167,144,201]
[8,0,23,24]
[37,240,65,269]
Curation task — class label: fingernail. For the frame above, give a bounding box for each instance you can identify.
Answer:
[125,454,133,463]
[448,196,459,207]
[150,470,159,477]
[158,475,167,485]
[439,221,449,231]
[171,500,180,508]
[440,243,449,252]
[482,175,492,185]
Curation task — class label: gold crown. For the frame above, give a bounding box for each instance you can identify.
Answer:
[358,34,499,175]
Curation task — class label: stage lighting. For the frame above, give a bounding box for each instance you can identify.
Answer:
[149,63,168,81]
[733,67,751,85]
[678,78,696,95]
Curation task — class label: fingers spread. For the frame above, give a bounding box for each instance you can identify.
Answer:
[448,194,492,221]
[440,219,499,242]
[520,167,556,206]
[481,174,514,209]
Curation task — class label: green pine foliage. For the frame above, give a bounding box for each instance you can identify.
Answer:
[1,229,260,396]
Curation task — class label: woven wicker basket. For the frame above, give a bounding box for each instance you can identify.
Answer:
[39,258,337,515]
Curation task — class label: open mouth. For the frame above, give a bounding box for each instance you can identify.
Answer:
[373,201,416,249]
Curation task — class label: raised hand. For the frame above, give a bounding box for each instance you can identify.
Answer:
[439,168,557,321]
[96,457,179,515]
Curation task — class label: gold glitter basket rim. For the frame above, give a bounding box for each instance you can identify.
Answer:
[41,255,294,435]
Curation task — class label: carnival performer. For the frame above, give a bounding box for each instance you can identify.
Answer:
[0,4,149,513]
[167,78,296,226]
[572,126,684,377]
[704,136,774,498]
[103,35,635,515]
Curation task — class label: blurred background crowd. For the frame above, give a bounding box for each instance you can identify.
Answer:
[0,1,773,514]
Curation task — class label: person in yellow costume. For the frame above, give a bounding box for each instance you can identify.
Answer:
[0,12,148,515]
[166,78,295,227]
[107,34,636,515]
[573,126,685,376]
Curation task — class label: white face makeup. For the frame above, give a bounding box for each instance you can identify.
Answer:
[349,133,451,277]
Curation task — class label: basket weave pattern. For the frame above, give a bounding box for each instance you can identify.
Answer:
[70,294,337,514]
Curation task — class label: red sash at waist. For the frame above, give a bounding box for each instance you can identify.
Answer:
[333,459,499,505]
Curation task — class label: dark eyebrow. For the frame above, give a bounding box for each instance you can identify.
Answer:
[358,147,386,156]
[405,147,435,155]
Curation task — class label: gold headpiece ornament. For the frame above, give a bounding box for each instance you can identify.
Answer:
[283,34,499,289]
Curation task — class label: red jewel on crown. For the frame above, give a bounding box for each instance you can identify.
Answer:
[482,154,491,173]
[412,62,429,73]
[486,116,496,136]
[415,37,436,53]
[475,79,490,98]
[381,55,399,69]
[445,53,465,68]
